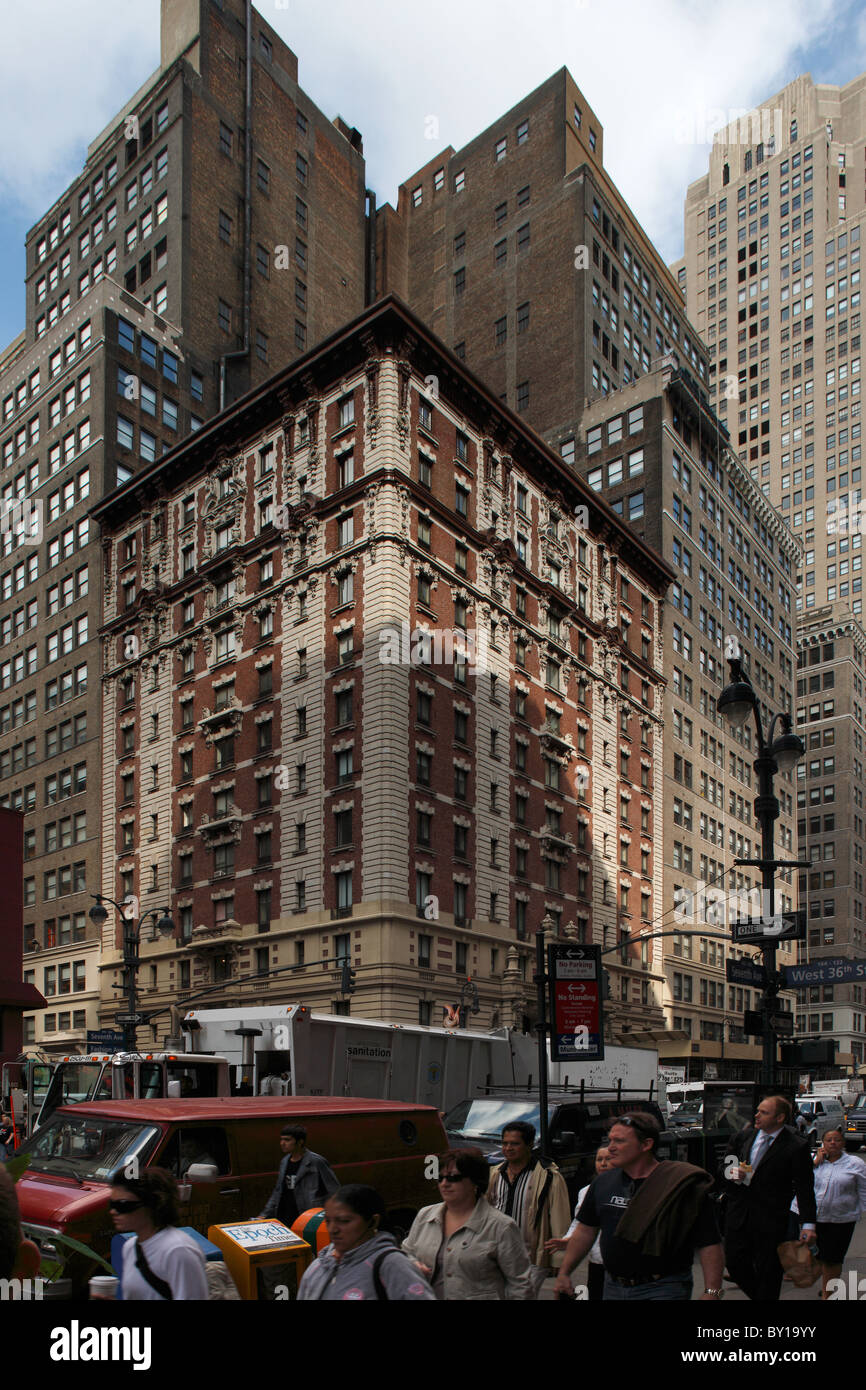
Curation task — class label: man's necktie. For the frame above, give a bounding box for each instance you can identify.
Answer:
[751,1132,771,1169]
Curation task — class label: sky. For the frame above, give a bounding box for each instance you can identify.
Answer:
[1,0,866,349]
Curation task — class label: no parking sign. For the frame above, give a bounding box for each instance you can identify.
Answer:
[548,943,604,1061]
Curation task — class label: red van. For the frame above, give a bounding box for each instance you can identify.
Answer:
[15,1096,446,1294]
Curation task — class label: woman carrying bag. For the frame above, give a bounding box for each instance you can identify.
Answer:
[792,1128,866,1298]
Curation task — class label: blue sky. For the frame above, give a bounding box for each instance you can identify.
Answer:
[1,0,866,350]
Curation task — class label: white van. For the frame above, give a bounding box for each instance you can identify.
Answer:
[795,1095,845,1145]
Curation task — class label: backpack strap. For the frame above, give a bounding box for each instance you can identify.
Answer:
[534,1169,554,1231]
[371,1249,395,1301]
[134,1239,174,1301]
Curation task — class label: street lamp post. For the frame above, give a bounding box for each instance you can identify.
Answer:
[718,653,805,1088]
[88,895,175,1052]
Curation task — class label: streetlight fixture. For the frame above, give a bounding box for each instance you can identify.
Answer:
[89,894,175,1052]
[718,653,806,1086]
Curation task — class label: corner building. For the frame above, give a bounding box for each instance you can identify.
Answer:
[92,298,671,1040]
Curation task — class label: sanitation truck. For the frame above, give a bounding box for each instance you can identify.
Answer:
[178,1004,660,1114]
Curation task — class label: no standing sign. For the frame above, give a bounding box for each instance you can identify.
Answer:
[548,942,605,1061]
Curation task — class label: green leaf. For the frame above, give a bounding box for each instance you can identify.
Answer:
[48,1232,115,1275]
[5,1156,30,1184]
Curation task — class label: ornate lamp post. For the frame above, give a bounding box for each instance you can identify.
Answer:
[718,653,805,1086]
[88,895,175,1052]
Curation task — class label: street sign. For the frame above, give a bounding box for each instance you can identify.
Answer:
[781,1040,836,1067]
[772,1011,794,1036]
[726,958,768,987]
[730,909,806,945]
[783,957,866,987]
[114,1013,144,1025]
[86,1029,124,1052]
[548,943,604,1061]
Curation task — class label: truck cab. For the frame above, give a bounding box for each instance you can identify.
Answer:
[35,1052,230,1133]
[1,1060,54,1141]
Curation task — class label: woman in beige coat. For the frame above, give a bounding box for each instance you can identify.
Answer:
[402,1148,532,1300]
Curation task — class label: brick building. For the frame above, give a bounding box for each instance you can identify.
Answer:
[91,297,672,1041]
[378,67,803,1067]
[0,0,368,1053]
[378,67,710,441]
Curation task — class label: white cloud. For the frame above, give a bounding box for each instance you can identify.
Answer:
[0,0,159,218]
[1,0,864,267]
[274,0,848,261]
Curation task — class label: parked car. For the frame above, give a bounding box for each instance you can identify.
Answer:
[668,1101,704,1131]
[443,1092,687,1199]
[14,1095,446,1295]
[795,1095,846,1146]
[844,1093,866,1152]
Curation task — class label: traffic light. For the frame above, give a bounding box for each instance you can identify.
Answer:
[340,963,356,995]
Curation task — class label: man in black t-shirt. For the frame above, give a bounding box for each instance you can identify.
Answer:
[553,1113,724,1301]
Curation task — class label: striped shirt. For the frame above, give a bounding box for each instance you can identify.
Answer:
[490,1161,535,1229]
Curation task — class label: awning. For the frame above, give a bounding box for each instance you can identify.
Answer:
[0,979,46,1008]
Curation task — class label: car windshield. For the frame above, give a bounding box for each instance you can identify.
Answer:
[16,1115,160,1183]
[852,1095,866,1112]
[671,1103,702,1119]
[444,1099,546,1140]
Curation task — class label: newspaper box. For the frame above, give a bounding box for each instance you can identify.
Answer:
[208,1219,313,1299]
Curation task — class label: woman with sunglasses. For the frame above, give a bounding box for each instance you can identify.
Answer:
[402,1148,532,1299]
[108,1168,209,1300]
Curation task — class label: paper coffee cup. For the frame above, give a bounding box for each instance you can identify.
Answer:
[89,1275,119,1299]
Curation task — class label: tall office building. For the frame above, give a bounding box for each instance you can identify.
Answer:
[680,75,866,1069]
[2,0,368,1054]
[380,70,798,1071]
[578,361,800,1077]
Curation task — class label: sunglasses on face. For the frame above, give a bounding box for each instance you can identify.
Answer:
[438,1172,467,1183]
[109,1199,144,1213]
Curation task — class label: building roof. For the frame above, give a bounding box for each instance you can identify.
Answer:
[91,292,675,594]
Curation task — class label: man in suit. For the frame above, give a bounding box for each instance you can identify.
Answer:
[723,1094,817,1301]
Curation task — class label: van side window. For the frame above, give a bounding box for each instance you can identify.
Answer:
[160,1127,231,1177]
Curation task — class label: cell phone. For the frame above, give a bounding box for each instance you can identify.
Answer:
[556,1289,577,1301]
